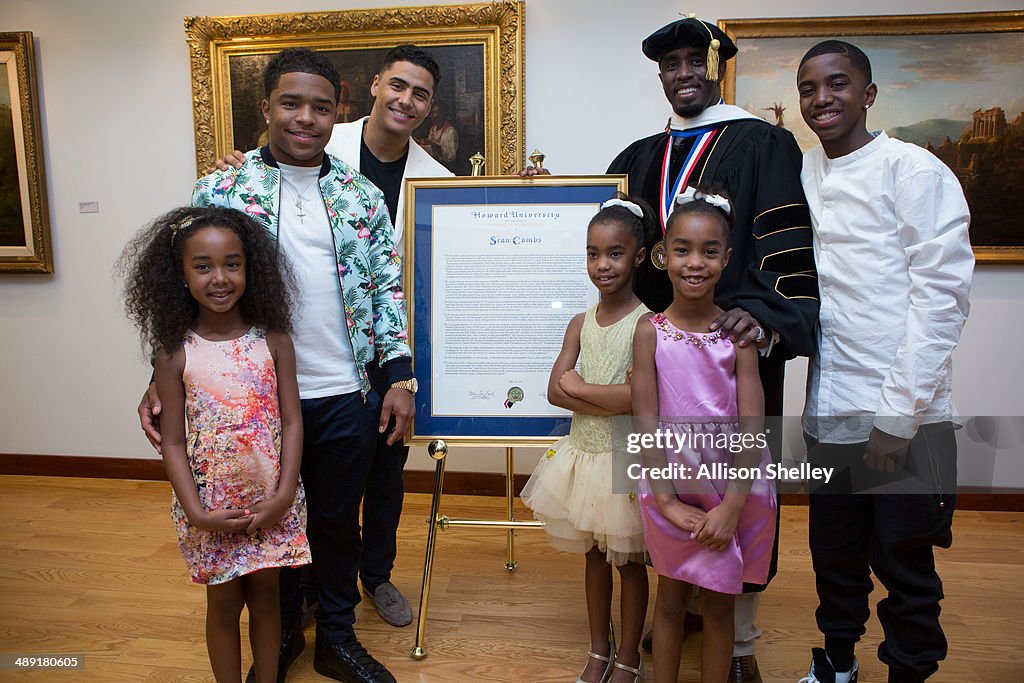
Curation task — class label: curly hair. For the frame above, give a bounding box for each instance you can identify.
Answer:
[119,206,294,354]
[665,184,735,243]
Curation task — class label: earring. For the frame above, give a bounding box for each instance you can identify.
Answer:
[864,104,871,110]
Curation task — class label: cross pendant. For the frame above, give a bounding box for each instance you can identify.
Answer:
[295,198,306,223]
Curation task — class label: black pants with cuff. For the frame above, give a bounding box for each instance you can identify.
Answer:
[805,422,957,682]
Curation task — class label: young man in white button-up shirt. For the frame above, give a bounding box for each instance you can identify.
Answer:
[795,41,973,683]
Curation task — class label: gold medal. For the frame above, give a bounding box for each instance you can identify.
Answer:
[651,240,667,270]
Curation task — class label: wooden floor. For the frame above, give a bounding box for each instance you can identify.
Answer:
[0,476,1021,682]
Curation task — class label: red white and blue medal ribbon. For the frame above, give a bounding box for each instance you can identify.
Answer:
[659,126,718,234]
[651,126,717,270]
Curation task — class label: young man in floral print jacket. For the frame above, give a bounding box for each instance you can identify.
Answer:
[141,48,410,683]
[192,148,411,399]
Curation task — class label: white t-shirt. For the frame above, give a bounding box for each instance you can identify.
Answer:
[277,163,360,399]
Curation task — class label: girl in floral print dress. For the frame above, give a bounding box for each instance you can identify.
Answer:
[121,206,310,683]
[522,196,654,683]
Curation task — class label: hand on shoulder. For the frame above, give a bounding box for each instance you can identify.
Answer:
[206,149,247,174]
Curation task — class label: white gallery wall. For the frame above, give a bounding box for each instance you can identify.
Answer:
[1,0,1022,486]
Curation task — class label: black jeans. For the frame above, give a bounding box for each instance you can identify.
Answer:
[358,364,410,592]
[805,423,957,681]
[281,390,379,642]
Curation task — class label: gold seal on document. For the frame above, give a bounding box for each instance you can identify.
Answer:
[504,386,524,409]
[651,240,667,270]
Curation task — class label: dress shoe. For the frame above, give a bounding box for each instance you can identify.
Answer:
[244,619,304,683]
[363,581,413,627]
[640,611,703,652]
[730,654,763,683]
[313,634,396,683]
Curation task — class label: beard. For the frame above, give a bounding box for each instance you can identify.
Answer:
[674,101,709,118]
[669,80,722,119]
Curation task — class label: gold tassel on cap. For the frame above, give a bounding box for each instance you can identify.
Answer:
[674,14,721,81]
[706,38,720,82]
[697,17,720,82]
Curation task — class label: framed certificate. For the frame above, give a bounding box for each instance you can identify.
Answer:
[404,175,627,445]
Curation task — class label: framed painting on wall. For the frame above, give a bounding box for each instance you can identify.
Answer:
[185,1,524,177]
[719,11,1024,264]
[0,31,52,274]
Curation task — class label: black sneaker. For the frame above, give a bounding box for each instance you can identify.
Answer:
[244,619,304,683]
[313,634,396,683]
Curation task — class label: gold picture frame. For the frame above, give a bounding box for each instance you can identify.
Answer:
[185,1,524,176]
[0,32,52,274]
[719,11,1024,264]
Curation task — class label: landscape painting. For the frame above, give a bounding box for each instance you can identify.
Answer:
[720,12,1024,263]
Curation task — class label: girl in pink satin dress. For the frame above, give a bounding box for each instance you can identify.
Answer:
[631,187,776,683]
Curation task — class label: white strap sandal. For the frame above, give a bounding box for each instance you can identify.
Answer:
[610,657,643,683]
[575,648,614,683]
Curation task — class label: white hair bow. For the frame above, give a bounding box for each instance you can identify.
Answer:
[676,186,731,214]
[601,198,643,218]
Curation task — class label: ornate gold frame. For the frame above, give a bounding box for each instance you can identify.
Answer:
[718,11,1024,264]
[0,32,52,274]
[185,1,524,175]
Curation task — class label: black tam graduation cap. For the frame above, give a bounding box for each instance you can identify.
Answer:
[642,17,738,82]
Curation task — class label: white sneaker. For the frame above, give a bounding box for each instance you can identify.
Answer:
[797,648,858,683]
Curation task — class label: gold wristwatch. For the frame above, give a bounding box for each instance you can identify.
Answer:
[390,378,418,394]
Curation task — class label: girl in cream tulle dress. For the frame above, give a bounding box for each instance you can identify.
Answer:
[522,196,653,683]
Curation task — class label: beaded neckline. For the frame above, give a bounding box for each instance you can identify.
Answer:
[652,313,723,350]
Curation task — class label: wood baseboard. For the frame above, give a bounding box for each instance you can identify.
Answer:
[3,453,1022,511]
[0,453,168,480]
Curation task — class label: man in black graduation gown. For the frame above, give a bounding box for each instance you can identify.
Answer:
[611,17,819,683]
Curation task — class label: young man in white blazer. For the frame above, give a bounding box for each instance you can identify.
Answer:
[324,44,453,631]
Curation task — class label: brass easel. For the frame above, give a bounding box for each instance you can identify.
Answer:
[410,441,545,659]
[410,149,551,660]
